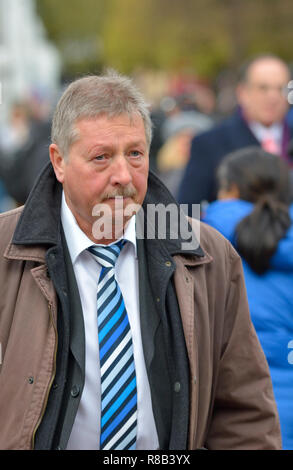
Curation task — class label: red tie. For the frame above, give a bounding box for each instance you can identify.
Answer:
[261,136,280,155]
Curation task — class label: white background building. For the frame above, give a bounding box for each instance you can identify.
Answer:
[0,0,61,125]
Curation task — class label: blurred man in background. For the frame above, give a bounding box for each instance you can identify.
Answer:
[178,54,293,212]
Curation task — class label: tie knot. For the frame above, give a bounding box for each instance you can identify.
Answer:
[87,240,125,268]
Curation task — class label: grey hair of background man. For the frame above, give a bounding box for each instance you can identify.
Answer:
[51,70,153,159]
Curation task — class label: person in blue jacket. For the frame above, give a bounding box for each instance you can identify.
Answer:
[202,146,293,449]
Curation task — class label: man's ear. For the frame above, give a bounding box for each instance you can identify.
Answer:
[235,83,246,107]
[49,144,65,183]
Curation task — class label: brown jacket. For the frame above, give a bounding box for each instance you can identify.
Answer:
[0,201,281,449]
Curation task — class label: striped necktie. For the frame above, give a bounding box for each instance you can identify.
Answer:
[88,241,137,450]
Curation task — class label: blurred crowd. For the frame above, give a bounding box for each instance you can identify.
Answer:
[1,53,293,448]
[0,62,235,210]
[3,55,292,210]
[0,88,53,210]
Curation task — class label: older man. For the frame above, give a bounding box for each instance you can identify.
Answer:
[0,71,281,450]
[178,54,293,211]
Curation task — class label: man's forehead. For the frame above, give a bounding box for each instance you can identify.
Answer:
[72,114,147,148]
[76,112,144,127]
[247,59,290,83]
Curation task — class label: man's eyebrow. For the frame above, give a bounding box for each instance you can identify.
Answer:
[84,138,147,154]
[86,142,111,153]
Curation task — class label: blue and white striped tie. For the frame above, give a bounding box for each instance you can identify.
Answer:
[88,241,137,450]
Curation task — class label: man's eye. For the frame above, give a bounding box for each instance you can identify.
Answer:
[130,150,141,157]
[95,155,106,160]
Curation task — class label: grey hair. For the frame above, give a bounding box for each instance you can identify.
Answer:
[51,70,153,158]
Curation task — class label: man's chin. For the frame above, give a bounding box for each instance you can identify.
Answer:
[260,113,283,127]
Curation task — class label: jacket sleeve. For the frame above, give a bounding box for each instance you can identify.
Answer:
[205,244,282,450]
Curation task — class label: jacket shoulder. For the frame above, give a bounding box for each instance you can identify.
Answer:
[0,206,24,248]
[191,113,239,145]
[0,206,24,220]
[189,217,239,262]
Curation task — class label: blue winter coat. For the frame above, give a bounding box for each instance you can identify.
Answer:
[203,199,293,450]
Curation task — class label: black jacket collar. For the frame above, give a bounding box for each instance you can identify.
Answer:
[13,162,62,246]
[12,161,204,257]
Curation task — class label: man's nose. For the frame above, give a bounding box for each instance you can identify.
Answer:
[110,155,132,186]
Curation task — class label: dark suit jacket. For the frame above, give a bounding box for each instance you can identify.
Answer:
[177,110,293,211]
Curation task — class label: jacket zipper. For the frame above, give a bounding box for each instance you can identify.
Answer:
[31,303,58,449]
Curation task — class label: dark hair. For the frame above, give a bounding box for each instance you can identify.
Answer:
[217,147,291,274]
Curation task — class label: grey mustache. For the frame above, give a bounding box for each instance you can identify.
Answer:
[102,186,137,199]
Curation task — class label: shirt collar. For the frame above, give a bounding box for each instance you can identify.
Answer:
[61,191,137,264]
[248,121,283,143]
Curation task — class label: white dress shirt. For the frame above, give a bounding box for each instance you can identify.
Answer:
[61,192,159,450]
[249,121,283,150]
